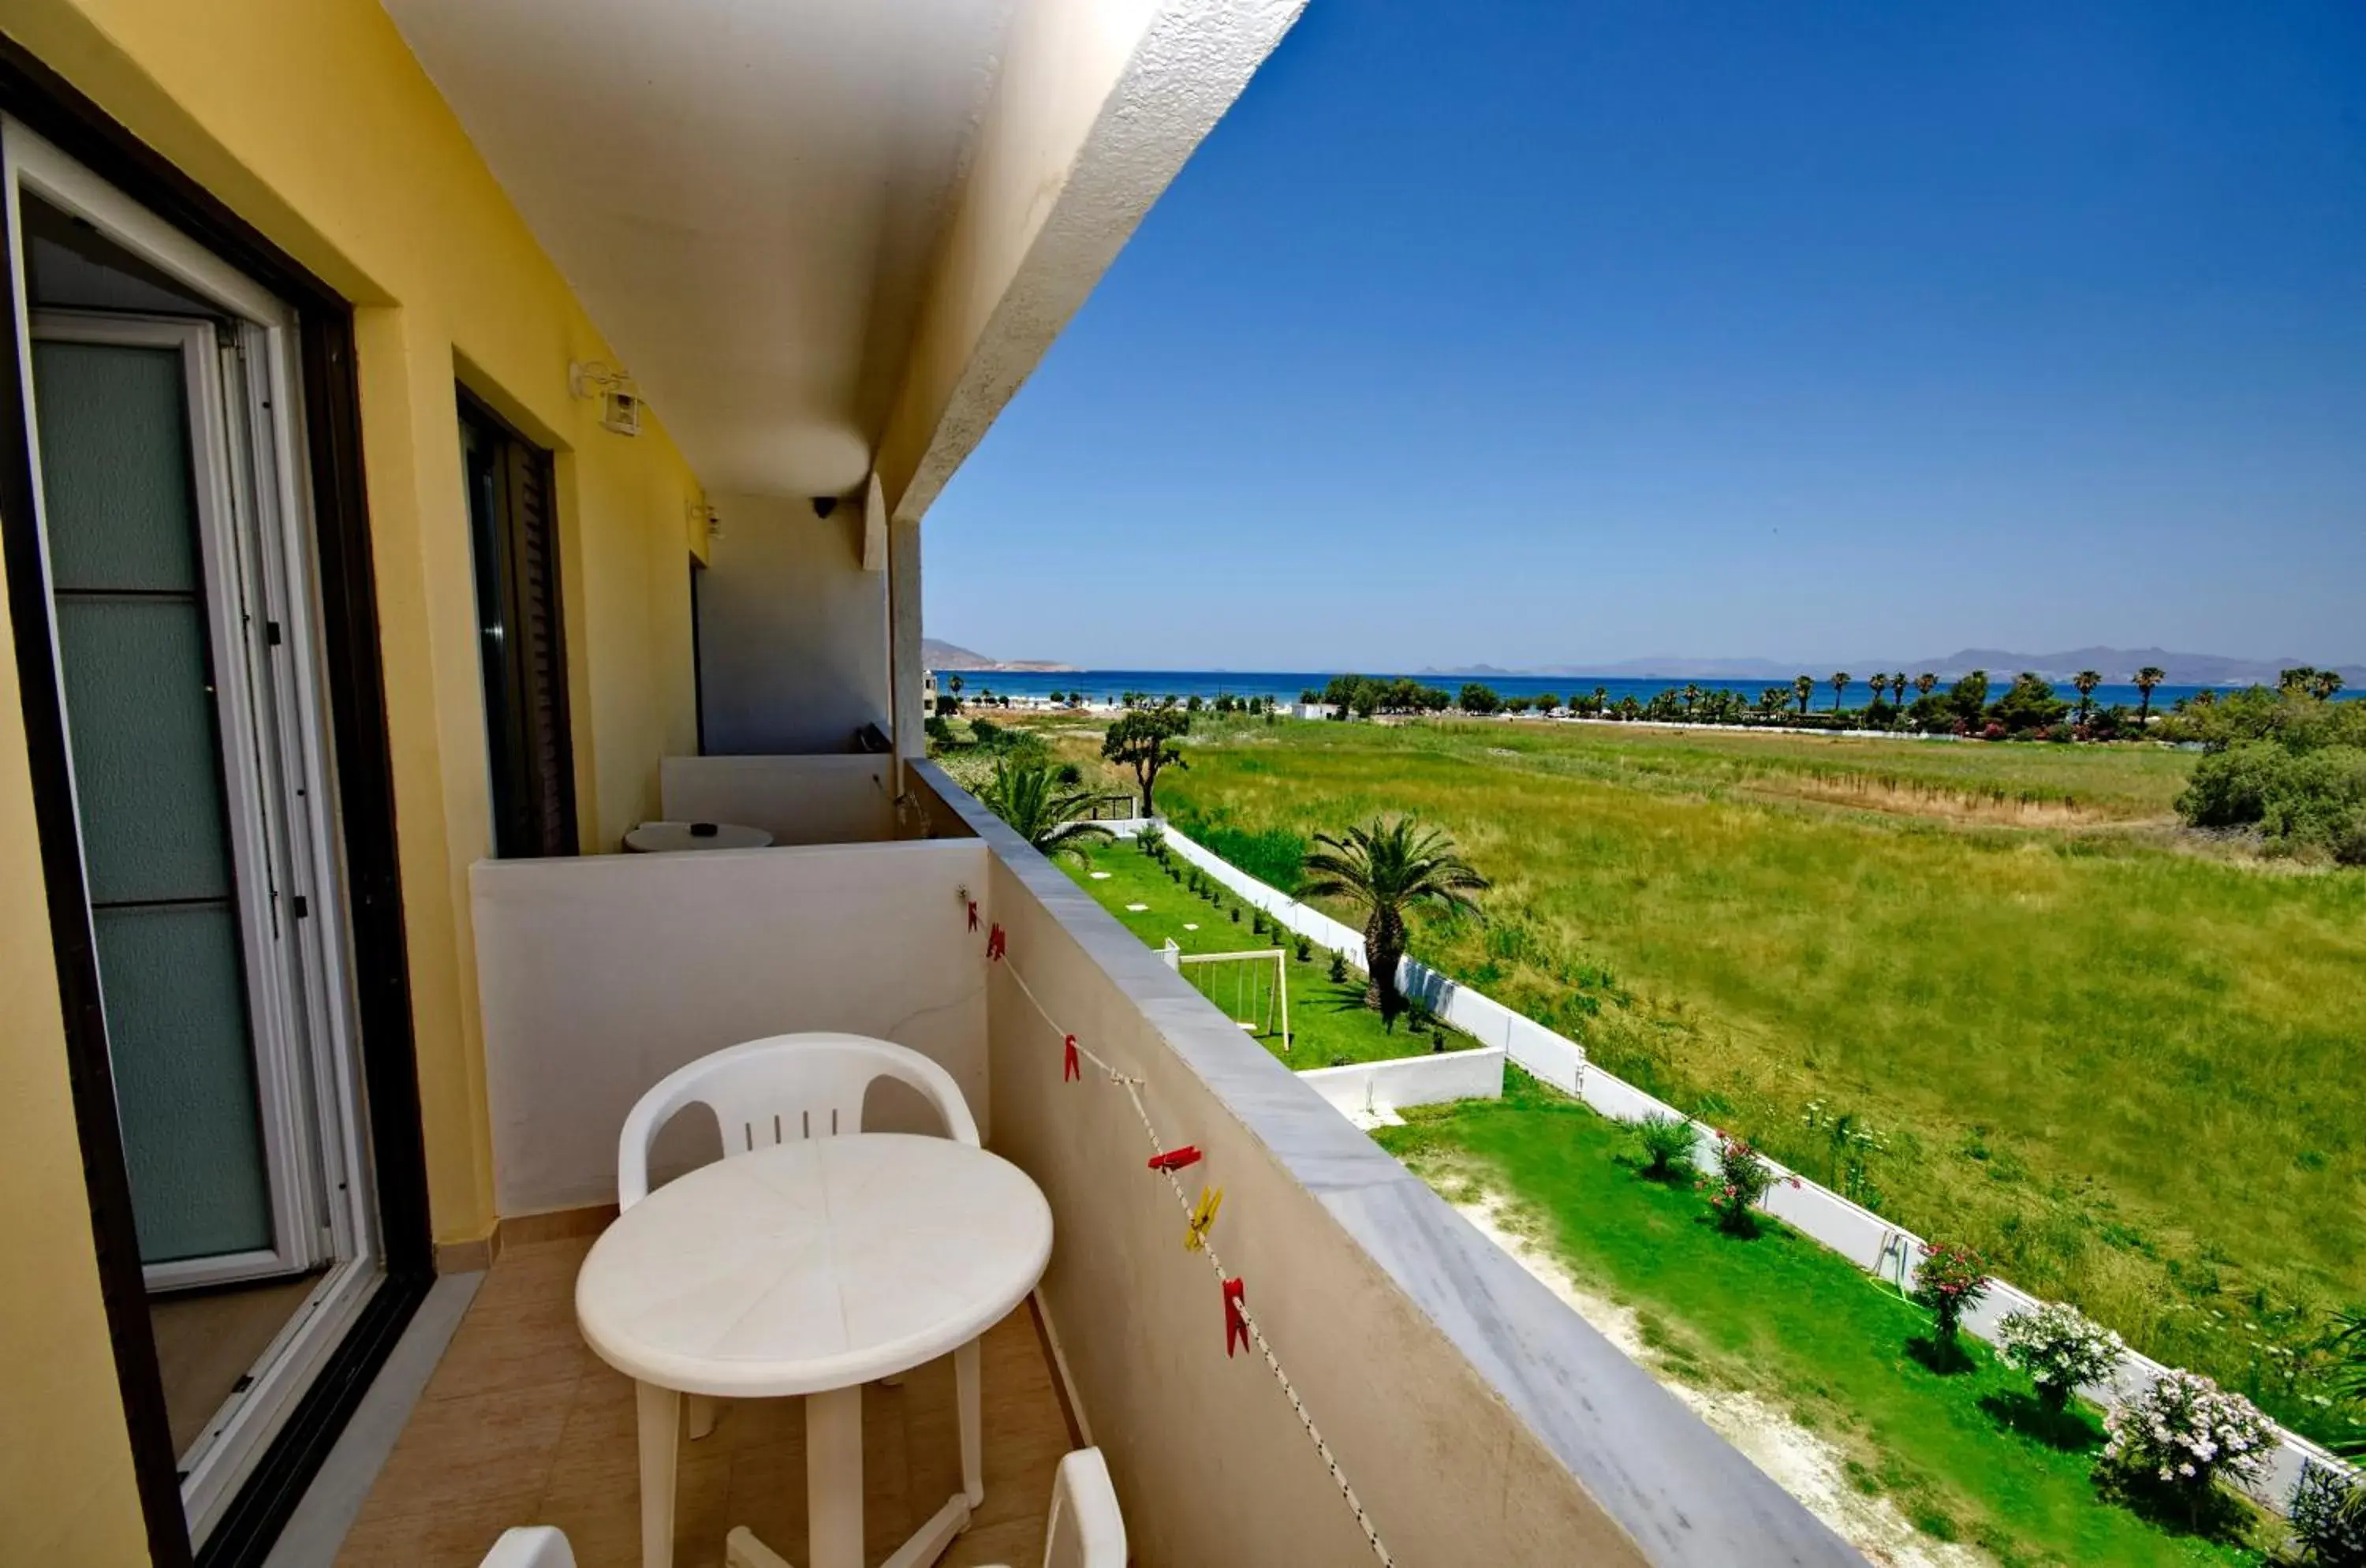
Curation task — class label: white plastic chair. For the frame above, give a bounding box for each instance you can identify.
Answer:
[478,1525,574,1568]
[618,1031,980,1210]
[615,1032,984,1467]
[976,1447,1126,1568]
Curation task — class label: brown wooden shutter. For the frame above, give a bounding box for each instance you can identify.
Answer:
[502,439,574,855]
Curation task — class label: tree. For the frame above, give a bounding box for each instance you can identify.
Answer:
[1100,708,1189,816]
[2134,666,2166,726]
[1989,672,2070,734]
[1830,671,1852,711]
[1680,683,1701,716]
[1300,817,1487,1029]
[980,758,1114,865]
[946,673,965,697]
[2317,670,2347,701]
[1916,672,1939,699]
[1868,673,1890,708]
[2073,670,2102,723]
[1592,685,1609,714]
[1457,682,1502,715]
[1793,674,1815,715]
[1533,692,1561,713]
[1759,685,1789,717]
[1503,696,1532,715]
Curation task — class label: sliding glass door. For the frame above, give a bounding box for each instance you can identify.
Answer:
[32,313,315,1286]
[4,120,381,1547]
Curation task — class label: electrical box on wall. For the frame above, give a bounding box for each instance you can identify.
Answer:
[569,360,643,436]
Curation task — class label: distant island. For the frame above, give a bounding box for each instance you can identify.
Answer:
[922,637,1077,674]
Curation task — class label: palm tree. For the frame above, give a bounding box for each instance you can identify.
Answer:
[1300,817,1488,1029]
[2133,666,2166,726]
[1681,683,1701,716]
[946,673,965,697]
[1592,685,1609,715]
[2316,670,2346,700]
[2072,670,2102,723]
[1916,671,1939,700]
[1866,673,1888,708]
[1830,671,1852,711]
[1793,674,1815,715]
[980,758,1114,865]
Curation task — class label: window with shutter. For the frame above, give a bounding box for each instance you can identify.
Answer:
[459,390,576,857]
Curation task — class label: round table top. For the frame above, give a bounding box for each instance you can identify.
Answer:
[577,1134,1053,1398]
[622,819,774,853]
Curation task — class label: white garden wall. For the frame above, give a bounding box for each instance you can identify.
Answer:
[1297,1047,1506,1121]
[1118,819,2349,1510]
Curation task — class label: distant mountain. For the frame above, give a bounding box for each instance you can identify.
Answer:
[921,637,1076,673]
[1416,663,1520,678]
[1899,648,2366,685]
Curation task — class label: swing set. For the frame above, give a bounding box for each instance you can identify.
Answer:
[1163,940,1292,1053]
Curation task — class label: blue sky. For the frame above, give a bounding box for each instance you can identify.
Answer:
[925,1,2366,671]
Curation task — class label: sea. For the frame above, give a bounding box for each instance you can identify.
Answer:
[931,669,2221,713]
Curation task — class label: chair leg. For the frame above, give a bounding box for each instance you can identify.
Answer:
[956,1336,983,1508]
[687,1394,724,1440]
[636,1381,681,1568]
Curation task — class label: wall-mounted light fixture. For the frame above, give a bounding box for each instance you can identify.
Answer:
[569,360,643,436]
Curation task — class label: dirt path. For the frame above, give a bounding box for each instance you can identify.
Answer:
[1456,1193,1987,1568]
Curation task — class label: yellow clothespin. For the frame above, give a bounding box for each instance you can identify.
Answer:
[1185,1185,1224,1252]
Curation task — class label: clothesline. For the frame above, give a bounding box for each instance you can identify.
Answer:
[991,926,1396,1567]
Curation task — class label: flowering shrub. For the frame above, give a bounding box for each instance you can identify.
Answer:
[2101,1369,2273,1499]
[1700,1133,1774,1234]
[1998,1301,2125,1409]
[1913,1241,1990,1347]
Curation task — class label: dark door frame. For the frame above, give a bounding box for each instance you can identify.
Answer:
[0,39,431,1568]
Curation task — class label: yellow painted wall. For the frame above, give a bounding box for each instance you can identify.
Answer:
[0,2,712,1555]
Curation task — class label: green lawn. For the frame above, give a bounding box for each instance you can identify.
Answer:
[1381,1076,2269,1568]
[1126,715,2366,1445]
[1060,838,1465,1067]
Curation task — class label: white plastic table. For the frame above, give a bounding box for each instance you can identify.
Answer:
[622,819,774,853]
[576,1134,1053,1568]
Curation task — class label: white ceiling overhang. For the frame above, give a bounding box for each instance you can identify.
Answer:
[383,0,1304,514]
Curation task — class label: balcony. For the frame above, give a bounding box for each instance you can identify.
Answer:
[335,762,1864,1566]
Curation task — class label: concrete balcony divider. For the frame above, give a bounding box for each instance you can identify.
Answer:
[471,838,988,1215]
[915,763,1865,1568]
[658,753,899,845]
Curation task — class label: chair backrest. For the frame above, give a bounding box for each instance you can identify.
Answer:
[618,1032,980,1210]
[478,1525,575,1568]
[1043,1447,1125,1568]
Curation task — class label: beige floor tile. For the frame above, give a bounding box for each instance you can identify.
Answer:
[338,1234,1069,1568]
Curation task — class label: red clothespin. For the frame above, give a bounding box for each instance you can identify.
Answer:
[986,923,1006,961]
[1148,1145,1202,1174]
[1223,1277,1248,1357]
[1062,1033,1080,1082]
[967,899,980,932]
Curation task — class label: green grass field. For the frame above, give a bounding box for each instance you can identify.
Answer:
[1381,1077,2266,1567]
[1095,714,2366,1444]
[1058,838,1465,1066]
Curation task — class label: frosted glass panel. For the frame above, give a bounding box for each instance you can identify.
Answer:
[31,341,200,592]
[93,904,271,1262]
[53,598,234,905]
[34,333,275,1270]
